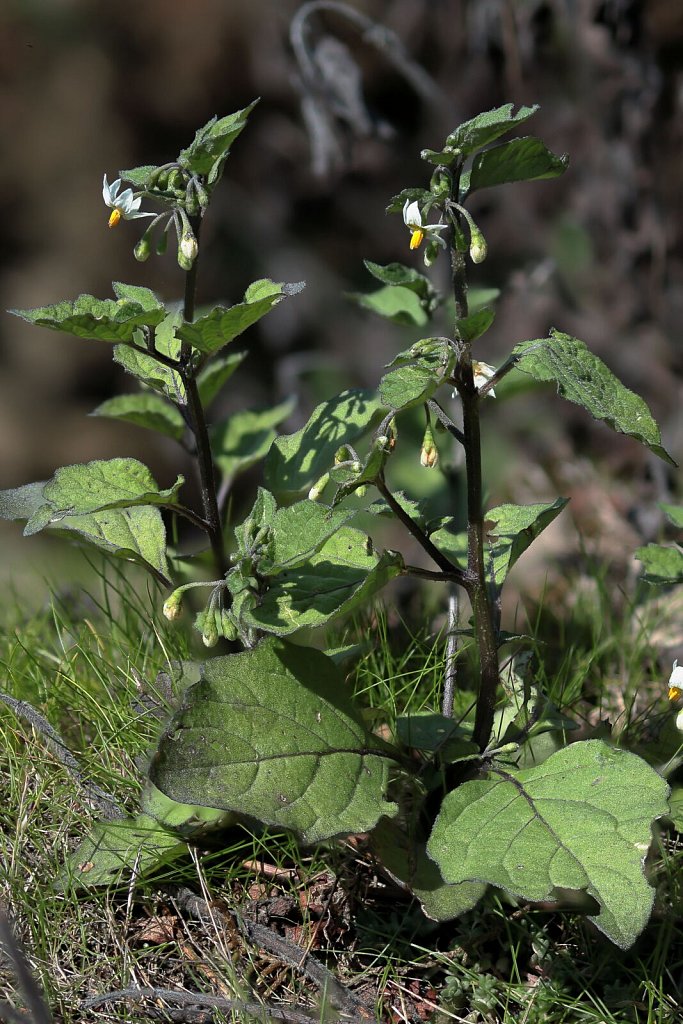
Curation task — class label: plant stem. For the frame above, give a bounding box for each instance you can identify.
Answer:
[179,215,229,577]
[376,476,468,584]
[449,214,500,750]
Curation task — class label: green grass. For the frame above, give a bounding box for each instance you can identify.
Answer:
[1,556,682,1023]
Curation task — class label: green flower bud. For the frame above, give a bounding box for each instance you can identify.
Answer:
[429,168,451,197]
[177,231,198,270]
[469,228,487,264]
[420,424,438,468]
[156,230,169,256]
[334,445,352,464]
[134,236,152,262]
[219,607,238,642]
[308,472,330,501]
[162,588,184,621]
[202,614,219,648]
[168,168,185,192]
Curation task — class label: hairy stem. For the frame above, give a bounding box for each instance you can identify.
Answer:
[449,207,500,749]
[376,476,468,584]
[179,215,228,577]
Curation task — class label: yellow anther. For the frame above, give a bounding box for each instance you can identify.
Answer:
[410,229,424,250]
[108,208,122,228]
[669,686,683,702]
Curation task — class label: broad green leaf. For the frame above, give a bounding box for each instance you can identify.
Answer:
[111,282,164,311]
[363,261,440,311]
[196,350,247,406]
[261,501,357,573]
[349,285,429,326]
[635,544,683,585]
[210,399,295,482]
[114,309,185,404]
[370,817,486,922]
[246,529,403,636]
[456,307,495,343]
[62,814,186,888]
[379,363,442,411]
[175,280,303,355]
[47,506,171,582]
[91,393,185,441]
[265,389,386,501]
[149,638,399,843]
[431,501,568,585]
[446,103,539,155]
[177,100,259,175]
[468,137,568,193]
[428,740,669,948]
[512,331,675,465]
[141,781,227,830]
[27,459,183,527]
[0,481,46,521]
[662,504,683,529]
[395,713,478,764]
[485,500,569,585]
[114,345,186,405]
[10,293,166,344]
[117,164,159,189]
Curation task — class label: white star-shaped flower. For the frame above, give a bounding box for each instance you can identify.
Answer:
[102,175,155,228]
[473,360,497,397]
[669,659,683,702]
[403,199,447,251]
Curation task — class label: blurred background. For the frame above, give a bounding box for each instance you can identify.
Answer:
[1,0,681,599]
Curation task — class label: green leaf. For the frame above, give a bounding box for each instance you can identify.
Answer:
[265,389,386,502]
[175,280,304,356]
[62,814,187,889]
[0,481,46,521]
[379,364,442,411]
[370,817,486,922]
[210,398,295,483]
[177,100,259,176]
[141,781,228,830]
[485,499,569,585]
[395,713,478,764]
[246,528,403,636]
[385,187,432,216]
[149,638,399,844]
[512,331,676,465]
[111,282,164,311]
[467,137,568,193]
[113,309,185,405]
[349,284,429,326]
[28,458,183,527]
[10,293,166,344]
[446,103,540,155]
[427,740,669,948]
[456,307,496,343]
[117,165,161,189]
[261,501,357,573]
[91,393,185,441]
[635,543,683,585]
[363,261,440,310]
[0,479,170,580]
[47,506,171,582]
[662,504,683,529]
[196,350,247,406]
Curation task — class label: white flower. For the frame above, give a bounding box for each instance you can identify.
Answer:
[403,199,447,251]
[472,360,497,397]
[668,659,683,702]
[102,175,154,228]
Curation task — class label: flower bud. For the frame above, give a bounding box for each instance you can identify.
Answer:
[202,613,219,648]
[308,472,330,502]
[334,445,352,464]
[420,424,438,468]
[469,228,487,264]
[134,237,152,262]
[156,230,169,256]
[178,231,198,270]
[162,588,184,621]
